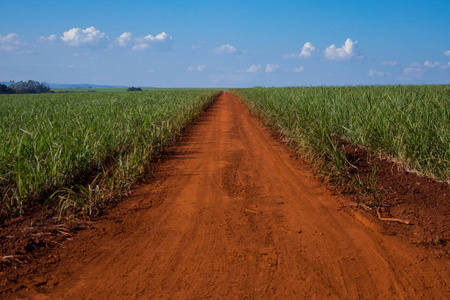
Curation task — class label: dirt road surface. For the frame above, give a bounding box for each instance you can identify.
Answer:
[6,92,450,299]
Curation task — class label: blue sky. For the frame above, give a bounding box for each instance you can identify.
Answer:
[1,0,449,87]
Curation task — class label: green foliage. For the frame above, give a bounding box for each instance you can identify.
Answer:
[0,84,16,94]
[8,80,52,94]
[230,85,450,183]
[0,89,221,215]
[126,87,143,91]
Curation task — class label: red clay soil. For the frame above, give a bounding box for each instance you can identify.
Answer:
[1,92,449,299]
[343,143,450,254]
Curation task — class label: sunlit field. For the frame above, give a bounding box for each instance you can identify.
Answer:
[0,89,221,214]
[231,85,450,183]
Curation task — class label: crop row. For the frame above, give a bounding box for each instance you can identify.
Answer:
[0,89,221,215]
[230,85,450,186]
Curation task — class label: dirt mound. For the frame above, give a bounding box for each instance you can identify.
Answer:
[344,143,449,254]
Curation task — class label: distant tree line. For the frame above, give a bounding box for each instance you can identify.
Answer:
[0,80,53,94]
[126,87,142,91]
[0,84,15,94]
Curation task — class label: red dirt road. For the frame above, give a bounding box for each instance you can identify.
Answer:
[5,92,450,299]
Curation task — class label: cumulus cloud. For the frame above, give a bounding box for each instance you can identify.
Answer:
[283,42,317,59]
[115,31,172,50]
[246,64,261,73]
[132,32,172,50]
[39,28,172,50]
[187,64,206,71]
[61,26,108,46]
[324,38,358,61]
[368,69,390,77]
[0,33,24,51]
[444,50,450,56]
[293,66,304,72]
[265,64,280,73]
[382,61,398,66]
[116,32,133,46]
[214,44,237,55]
[423,61,439,68]
[213,44,247,56]
[39,34,57,42]
[299,42,316,58]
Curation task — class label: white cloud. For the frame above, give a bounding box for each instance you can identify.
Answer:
[265,64,280,73]
[116,32,133,46]
[0,33,24,51]
[61,26,108,46]
[293,66,304,72]
[324,38,358,61]
[283,42,317,59]
[213,44,247,56]
[299,42,316,58]
[423,61,439,68]
[400,67,424,80]
[187,64,206,71]
[382,61,398,66]
[132,32,172,51]
[444,51,450,56]
[114,31,172,51]
[368,69,390,77]
[246,64,261,73]
[39,34,57,42]
[214,44,237,55]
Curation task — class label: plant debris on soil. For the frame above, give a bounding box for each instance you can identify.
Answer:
[342,142,449,255]
[1,205,89,269]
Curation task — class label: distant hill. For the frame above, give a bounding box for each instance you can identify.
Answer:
[0,82,150,89]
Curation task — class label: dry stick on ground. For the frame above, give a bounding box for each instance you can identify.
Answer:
[376,207,412,225]
[244,209,262,214]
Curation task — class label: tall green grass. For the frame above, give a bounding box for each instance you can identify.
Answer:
[0,90,221,215]
[230,85,450,184]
